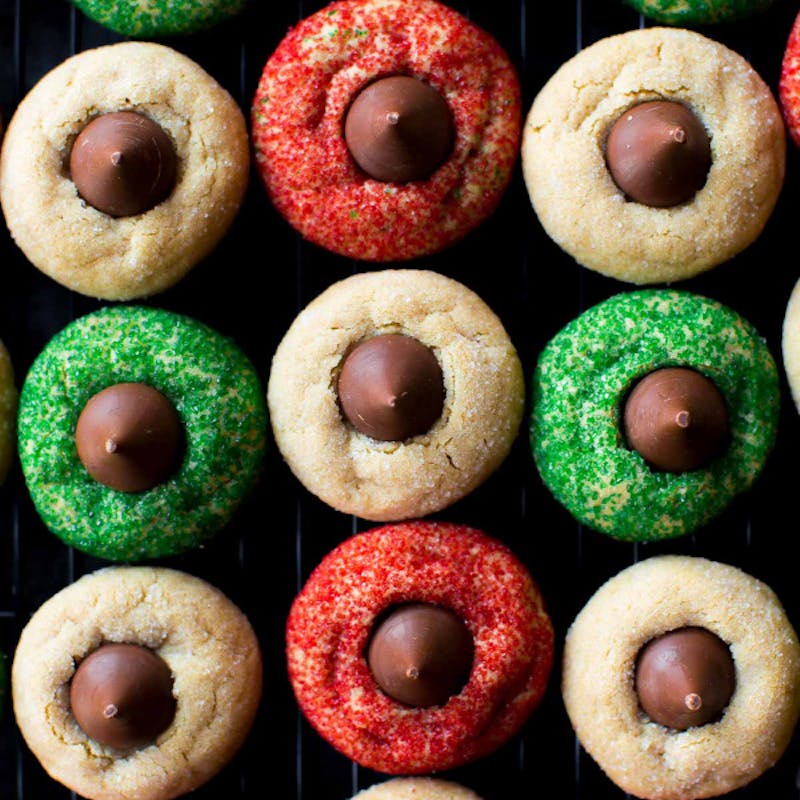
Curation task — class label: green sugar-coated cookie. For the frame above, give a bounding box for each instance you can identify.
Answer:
[530,290,779,542]
[18,306,267,561]
[623,0,774,25]
[70,0,246,37]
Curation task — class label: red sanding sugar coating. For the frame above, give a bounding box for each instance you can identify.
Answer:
[286,520,554,774]
[780,10,800,146]
[251,0,521,262]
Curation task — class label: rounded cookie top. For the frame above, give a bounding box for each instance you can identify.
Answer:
[530,289,779,542]
[563,555,800,800]
[70,0,246,37]
[0,338,17,487]
[779,10,800,148]
[268,269,524,521]
[287,520,554,774]
[352,778,483,799]
[17,305,267,561]
[12,566,262,800]
[623,0,775,25]
[780,275,800,412]
[251,0,520,262]
[0,41,249,300]
[521,26,785,284]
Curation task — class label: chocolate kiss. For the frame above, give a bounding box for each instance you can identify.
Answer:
[70,643,176,750]
[75,382,183,492]
[70,110,177,217]
[337,334,444,441]
[635,627,736,730]
[344,75,454,183]
[605,100,711,207]
[623,367,728,472]
[367,603,473,707]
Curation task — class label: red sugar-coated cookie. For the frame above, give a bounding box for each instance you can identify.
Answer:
[780,11,800,146]
[286,520,554,774]
[251,0,521,262]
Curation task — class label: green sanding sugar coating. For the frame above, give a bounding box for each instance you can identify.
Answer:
[70,0,246,37]
[18,306,267,561]
[623,0,774,25]
[530,290,779,542]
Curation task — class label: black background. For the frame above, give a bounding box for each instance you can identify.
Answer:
[2,0,800,798]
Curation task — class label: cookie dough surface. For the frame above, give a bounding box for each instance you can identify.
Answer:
[352,778,483,800]
[287,521,554,774]
[780,10,800,147]
[12,566,262,800]
[530,290,779,541]
[780,275,800,412]
[521,26,785,284]
[17,305,267,561]
[563,555,800,800]
[0,339,17,486]
[251,0,520,261]
[268,269,524,521]
[0,41,249,300]
[70,0,246,36]
[624,0,775,25]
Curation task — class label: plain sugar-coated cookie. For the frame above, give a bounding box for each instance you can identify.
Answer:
[17,305,267,561]
[287,521,554,774]
[623,0,775,25]
[563,555,800,799]
[252,0,520,261]
[12,566,262,800]
[522,27,785,284]
[352,778,483,799]
[69,0,246,37]
[780,275,800,412]
[531,290,779,542]
[0,338,17,487]
[0,41,249,300]
[268,269,524,521]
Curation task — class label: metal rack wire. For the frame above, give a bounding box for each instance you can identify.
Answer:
[1,0,800,797]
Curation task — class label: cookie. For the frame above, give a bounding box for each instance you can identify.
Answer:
[12,566,262,800]
[623,0,775,25]
[521,27,785,284]
[562,555,800,800]
[70,0,246,36]
[780,275,800,412]
[0,338,17,486]
[779,10,800,147]
[287,520,554,775]
[17,305,267,561]
[0,41,249,301]
[352,778,482,800]
[268,269,524,521]
[251,0,520,261]
[530,290,779,542]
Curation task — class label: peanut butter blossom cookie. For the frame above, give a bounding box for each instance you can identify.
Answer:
[12,566,262,800]
[352,778,483,800]
[268,269,524,521]
[0,41,249,300]
[69,0,246,37]
[521,27,785,284]
[563,556,800,799]
[530,290,779,542]
[17,306,267,561]
[779,10,800,148]
[287,521,554,774]
[622,0,775,25]
[251,0,521,261]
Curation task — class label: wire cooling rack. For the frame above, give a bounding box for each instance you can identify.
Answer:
[2,0,800,797]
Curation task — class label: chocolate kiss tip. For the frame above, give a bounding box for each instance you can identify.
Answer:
[676,410,691,428]
[103,703,119,719]
[105,438,118,454]
[685,693,703,711]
